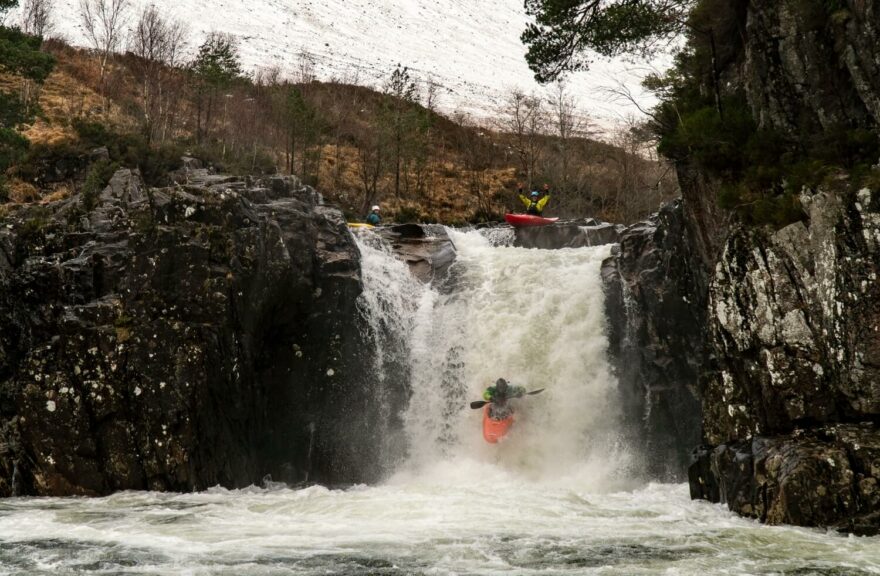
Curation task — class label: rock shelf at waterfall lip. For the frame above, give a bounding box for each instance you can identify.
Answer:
[373,224,457,283]
[512,218,627,249]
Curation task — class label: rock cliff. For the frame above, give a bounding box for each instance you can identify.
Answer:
[690,187,880,534]
[675,1,880,532]
[601,201,704,480]
[0,166,392,496]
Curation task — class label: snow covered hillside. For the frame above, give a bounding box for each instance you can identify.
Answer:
[10,0,667,130]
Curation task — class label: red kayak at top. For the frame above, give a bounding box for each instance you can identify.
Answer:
[504,213,559,227]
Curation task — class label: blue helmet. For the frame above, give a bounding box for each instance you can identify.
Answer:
[530,191,539,198]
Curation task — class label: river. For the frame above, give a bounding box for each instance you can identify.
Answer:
[1,229,878,575]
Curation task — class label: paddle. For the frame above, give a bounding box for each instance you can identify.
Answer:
[469,388,545,410]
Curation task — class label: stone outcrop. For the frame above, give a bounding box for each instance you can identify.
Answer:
[514,219,624,250]
[743,0,880,134]
[668,1,880,531]
[690,187,880,534]
[602,201,705,479]
[0,168,390,496]
[379,223,456,283]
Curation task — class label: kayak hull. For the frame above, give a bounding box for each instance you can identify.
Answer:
[504,213,559,227]
[482,405,514,444]
[347,223,375,228]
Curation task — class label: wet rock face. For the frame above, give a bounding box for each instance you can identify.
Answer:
[601,201,704,480]
[744,0,880,133]
[0,169,383,496]
[691,187,880,533]
[380,224,456,283]
[514,220,624,250]
[690,424,880,535]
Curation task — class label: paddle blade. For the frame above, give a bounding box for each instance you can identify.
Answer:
[470,400,489,409]
[527,388,545,395]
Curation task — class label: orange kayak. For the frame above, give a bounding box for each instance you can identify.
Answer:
[482,405,514,443]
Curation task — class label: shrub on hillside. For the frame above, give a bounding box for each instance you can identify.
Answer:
[81,158,119,211]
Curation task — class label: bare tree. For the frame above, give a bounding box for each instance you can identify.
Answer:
[424,75,440,113]
[79,0,129,107]
[129,5,188,142]
[21,0,54,37]
[295,49,317,84]
[546,81,596,214]
[607,115,670,222]
[15,0,55,115]
[498,88,546,189]
[453,112,498,220]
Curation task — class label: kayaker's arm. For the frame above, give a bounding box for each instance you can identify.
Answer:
[536,195,551,211]
[515,182,532,210]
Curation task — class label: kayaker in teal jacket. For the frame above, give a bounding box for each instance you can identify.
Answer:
[517,183,551,215]
[366,205,381,225]
[483,378,526,419]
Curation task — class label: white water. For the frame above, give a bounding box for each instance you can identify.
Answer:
[2,229,879,575]
[400,230,629,487]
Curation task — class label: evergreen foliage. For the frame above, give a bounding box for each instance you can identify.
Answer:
[190,33,244,143]
[523,0,880,228]
[522,0,693,82]
[80,157,118,211]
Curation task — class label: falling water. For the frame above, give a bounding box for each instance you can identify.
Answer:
[399,229,630,487]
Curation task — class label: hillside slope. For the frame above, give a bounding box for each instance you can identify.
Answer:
[6,0,659,126]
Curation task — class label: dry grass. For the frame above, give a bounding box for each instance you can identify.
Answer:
[2,40,676,224]
[40,184,72,204]
[6,179,40,203]
[313,144,517,221]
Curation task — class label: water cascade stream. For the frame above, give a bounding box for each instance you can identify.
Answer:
[0,229,878,575]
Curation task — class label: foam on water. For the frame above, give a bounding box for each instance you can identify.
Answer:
[1,479,878,575]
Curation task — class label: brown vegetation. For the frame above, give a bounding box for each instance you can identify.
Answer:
[4,16,677,224]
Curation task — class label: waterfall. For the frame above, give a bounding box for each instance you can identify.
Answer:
[354,228,631,488]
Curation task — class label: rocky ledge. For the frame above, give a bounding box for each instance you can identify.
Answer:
[601,201,705,480]
[514,219,624,250]
[690,187,880,534]
[0,165,390,496]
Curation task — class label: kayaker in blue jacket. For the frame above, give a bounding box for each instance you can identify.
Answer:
[483,378,526,419]
[517,183,551,215]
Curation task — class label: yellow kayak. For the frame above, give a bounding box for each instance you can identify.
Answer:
[348,223,375,228]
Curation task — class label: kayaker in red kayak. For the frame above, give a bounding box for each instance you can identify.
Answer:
[482,378,526,419]
[517,182,551,215]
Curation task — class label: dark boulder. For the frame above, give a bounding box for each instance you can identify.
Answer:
[690,425,880,535]
[0,169,385,496]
